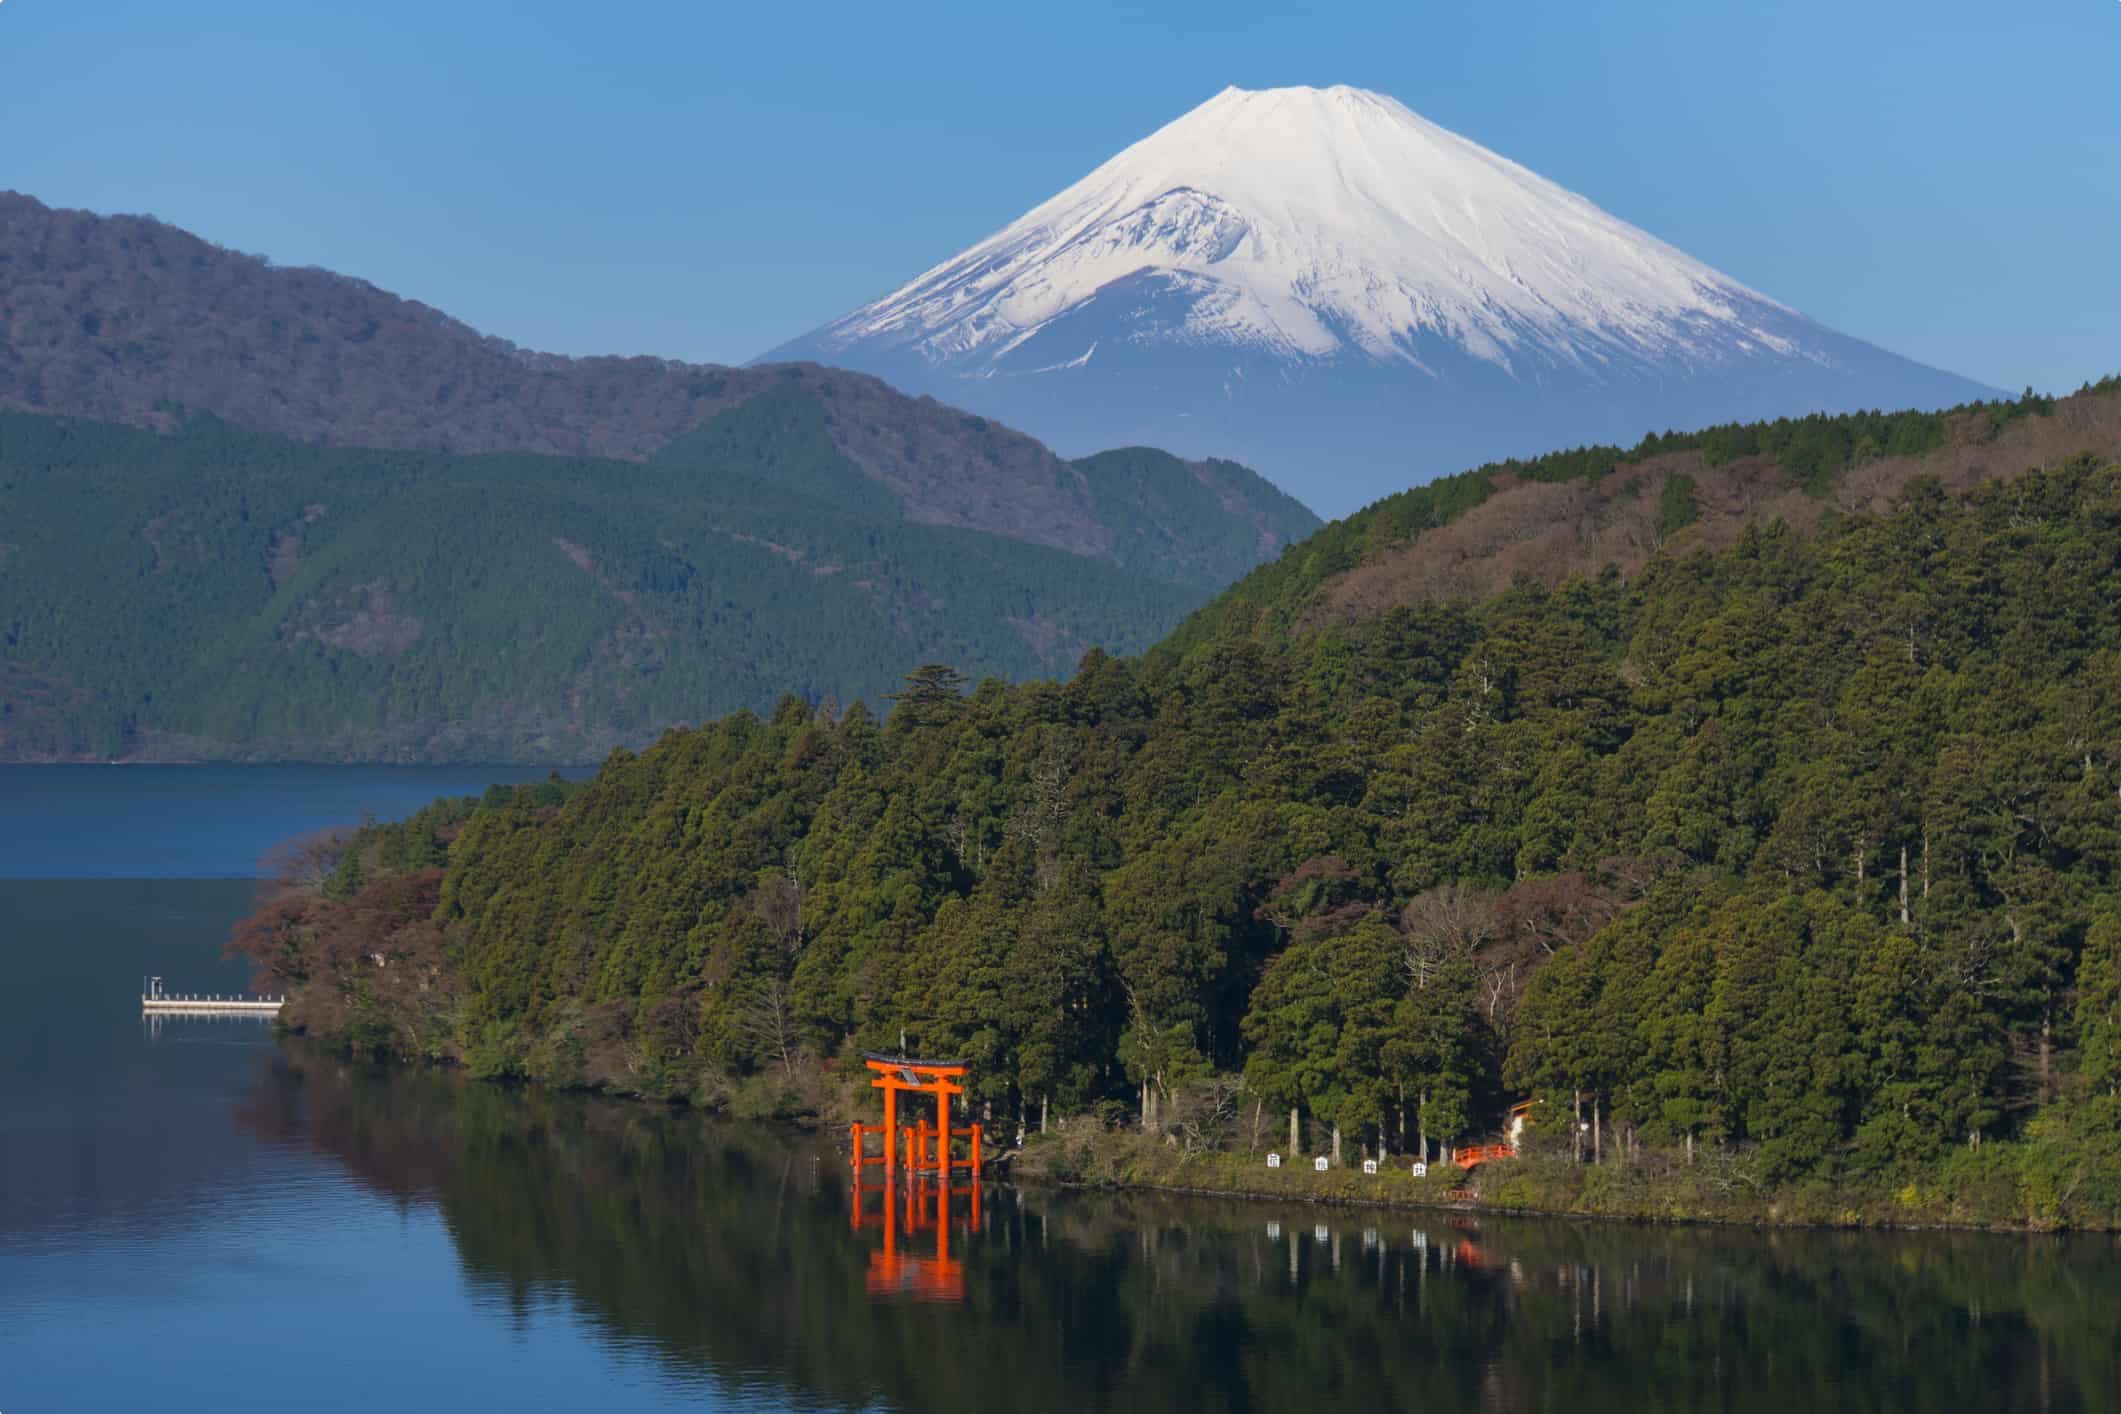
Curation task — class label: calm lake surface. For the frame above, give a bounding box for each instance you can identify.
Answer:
[0,763,553,878]
[2,767,2117,1412]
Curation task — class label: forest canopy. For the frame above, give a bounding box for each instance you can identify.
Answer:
[241,438,2121,1221]
[0,397,1309,762]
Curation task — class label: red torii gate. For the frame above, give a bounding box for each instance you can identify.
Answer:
[850,1053,983,1179]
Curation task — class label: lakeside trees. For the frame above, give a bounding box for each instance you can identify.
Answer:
[239,452,2121,1216]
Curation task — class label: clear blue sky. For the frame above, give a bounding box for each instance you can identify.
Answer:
[4,0,2114,393]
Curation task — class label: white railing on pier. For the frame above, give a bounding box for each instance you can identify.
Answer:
[140,976,285,1014]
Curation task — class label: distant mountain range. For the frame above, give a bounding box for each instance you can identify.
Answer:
[765,85,2001,516]
[0,191,1312,571]
[0,192,1316,761]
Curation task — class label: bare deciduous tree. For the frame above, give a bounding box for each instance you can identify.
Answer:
[750,861,806,959]
[260,827,352,896]
[1169,1075,1245,1154]
[1490,872,1623,956]
[735,976,799,1073]
[1400,882,1496,989]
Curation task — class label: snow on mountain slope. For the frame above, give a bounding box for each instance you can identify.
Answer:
[763,85,2000,516]
[831,86,1785,371]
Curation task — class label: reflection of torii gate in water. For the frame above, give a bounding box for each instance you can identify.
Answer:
[848,1054,988,1301]
[848,1167,984,1301]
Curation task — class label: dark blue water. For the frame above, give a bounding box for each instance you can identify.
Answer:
[0,879,719,1412]
[0,764,544,878]
[2,769,2117,1413]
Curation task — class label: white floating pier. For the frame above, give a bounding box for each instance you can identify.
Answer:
[141,976,284,1015]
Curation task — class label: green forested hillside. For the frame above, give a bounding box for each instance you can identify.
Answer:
[1164,381,2113,655]
[0,399,1307,760]
[245,445,2121,1223]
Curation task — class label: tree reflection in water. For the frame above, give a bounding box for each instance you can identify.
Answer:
[241,1049,2121,1414]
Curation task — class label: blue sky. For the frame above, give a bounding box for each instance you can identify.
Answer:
[3,0,2114,392]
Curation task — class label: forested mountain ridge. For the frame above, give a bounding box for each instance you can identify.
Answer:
[1164,379,2121,655]
[0,190,1323,762]
[0,406,1280,761]
[0,192,1316,572]
[243,438,2121,1224]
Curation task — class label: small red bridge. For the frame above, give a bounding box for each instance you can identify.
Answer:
[1450,1142,1517,1172]
[1451,1101,1539,1172]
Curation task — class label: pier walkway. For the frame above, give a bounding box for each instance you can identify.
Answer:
[141,977,284,1015]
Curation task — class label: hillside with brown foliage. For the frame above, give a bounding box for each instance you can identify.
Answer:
[1141,381,2120,663]
[1307,386,2121,625]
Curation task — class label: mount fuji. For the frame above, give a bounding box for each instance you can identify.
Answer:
[762,85,2000,516]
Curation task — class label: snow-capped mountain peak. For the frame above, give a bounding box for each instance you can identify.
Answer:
[826,84,1784,375]
[763,85,1995,515]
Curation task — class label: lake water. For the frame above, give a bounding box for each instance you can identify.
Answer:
[2,767,2117,1412]
[0,764,553,878]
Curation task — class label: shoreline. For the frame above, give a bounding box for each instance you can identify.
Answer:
[1004,1128,2121,1236]
[272,1032,2118,1238]
[1018,1167,2112,1238]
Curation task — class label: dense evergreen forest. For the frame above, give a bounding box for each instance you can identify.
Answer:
[0,395,1311,761]
[240,392,2121,1225]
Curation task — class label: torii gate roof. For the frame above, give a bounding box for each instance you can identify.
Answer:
[862,1052,969,1079]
